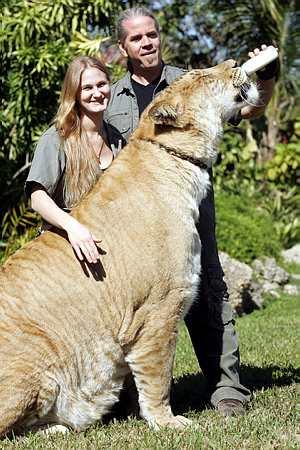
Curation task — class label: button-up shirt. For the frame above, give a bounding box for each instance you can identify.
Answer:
[104,64,184,142]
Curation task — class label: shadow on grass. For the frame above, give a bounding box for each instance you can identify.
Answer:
[171,373,209,414]
[240,363,300,390]
[171,363,300,414]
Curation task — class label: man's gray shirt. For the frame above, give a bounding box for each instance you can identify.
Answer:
[104,64,184,142]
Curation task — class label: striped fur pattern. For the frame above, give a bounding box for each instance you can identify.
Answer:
[0,61,258,435]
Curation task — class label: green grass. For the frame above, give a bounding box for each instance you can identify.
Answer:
[1,294,299,450]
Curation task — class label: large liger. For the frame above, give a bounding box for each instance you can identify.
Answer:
[0,60,258,435]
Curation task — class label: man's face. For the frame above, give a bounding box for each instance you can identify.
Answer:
[119,16,162,71]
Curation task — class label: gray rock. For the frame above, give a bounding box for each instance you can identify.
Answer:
[219,252,300,315]
[219,252,259,315]
[248,280,264,310]
[252,257,289,285]
[281,244,300,265]
[219,253,292,315]
[260,281,281,298]
[283,284,300,296]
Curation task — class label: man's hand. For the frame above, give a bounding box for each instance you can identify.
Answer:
[248,43,268,59]
[241,44,278,120]
[248,44,279,80]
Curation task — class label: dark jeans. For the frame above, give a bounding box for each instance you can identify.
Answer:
[184,172,250,406]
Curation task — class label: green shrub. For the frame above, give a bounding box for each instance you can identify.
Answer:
[263,187,300,248]
[215,192,282,264]
[0,226,39,265]
[0,200,40,264]
[214,125,299,250]
[214,128,259,194]
[265,141,300,187]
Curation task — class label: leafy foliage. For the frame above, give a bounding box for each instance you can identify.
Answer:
[263,187,300,247]
[215,192,281,263]
[0,200,40,263]
[214,125,260,194]
[265,142,300,186]
[205,0,300,155]
[214,121,299,249]
[2,1,114,155]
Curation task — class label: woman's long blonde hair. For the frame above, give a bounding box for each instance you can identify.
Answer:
[55,56,110,208]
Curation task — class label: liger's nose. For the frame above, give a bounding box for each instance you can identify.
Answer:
[232,67,248,86]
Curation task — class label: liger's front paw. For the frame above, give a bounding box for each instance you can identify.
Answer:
[149,414,193,430]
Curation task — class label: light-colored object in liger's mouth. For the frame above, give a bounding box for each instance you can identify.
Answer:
[241,45,279,75]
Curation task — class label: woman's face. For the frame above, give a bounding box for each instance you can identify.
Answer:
[78,67,110,116]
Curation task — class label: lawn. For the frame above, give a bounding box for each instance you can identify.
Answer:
[1,293,299,450]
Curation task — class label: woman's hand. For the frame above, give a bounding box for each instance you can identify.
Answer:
[31,189,100,264]
[64,217,100,264]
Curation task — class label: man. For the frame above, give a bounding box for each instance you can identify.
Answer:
[104,6,278,416]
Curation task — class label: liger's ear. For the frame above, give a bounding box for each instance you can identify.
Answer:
[148,101,185,127]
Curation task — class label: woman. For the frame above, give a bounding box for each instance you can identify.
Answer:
[25,56,124,264]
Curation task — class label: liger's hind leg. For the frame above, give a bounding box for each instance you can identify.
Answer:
[0,379,37,437]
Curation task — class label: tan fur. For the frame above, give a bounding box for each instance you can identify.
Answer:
[0,61,258,435]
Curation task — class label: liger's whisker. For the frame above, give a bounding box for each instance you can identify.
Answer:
[240,86,265,107]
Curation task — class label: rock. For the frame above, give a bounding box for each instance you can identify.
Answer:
[219,252,259,315]
[260,281,281,298]
[281,244,300,265]
[252,257,290,299]
[248,280,264,310]
[252,257,289,285]
[283,284,300,296]
[219,253,292,315]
